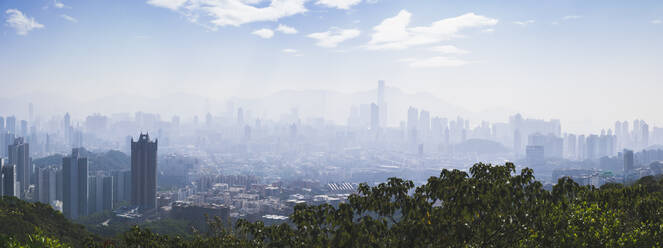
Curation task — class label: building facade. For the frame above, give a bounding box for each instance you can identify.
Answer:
[131,133,158,211]
[62,148,89,219]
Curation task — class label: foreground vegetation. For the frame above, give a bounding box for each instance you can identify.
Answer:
[0,196,97,247]
[3,162,663,247]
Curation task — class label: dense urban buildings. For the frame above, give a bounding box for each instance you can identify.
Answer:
[0,82,662,223]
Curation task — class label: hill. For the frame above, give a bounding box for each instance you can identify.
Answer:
[0,196,96,247]
[33,148,130,171]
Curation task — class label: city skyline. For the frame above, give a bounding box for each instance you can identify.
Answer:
[2,0,663,134]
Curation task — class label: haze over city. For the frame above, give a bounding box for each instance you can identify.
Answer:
[2,1,663,247]
[2,0,663,133]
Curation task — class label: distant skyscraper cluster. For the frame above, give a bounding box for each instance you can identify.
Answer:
[1,84,663,221]
[348,81,389,137]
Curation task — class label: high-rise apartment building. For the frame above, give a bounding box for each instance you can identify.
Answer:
[36,166,57,205]
[63,148,89,219]
[64,113,71,145]
[8,137,30,198]
[6,116,16,135]
[131,133,158,211]
[370,103,379,132]
[102,176,113,211]
[623,149,634,183]
[20,120,28,137]
[1,163,18,197]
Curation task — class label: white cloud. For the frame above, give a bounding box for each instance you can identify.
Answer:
[562,15,581,20]
[365,10,498,50]
[147,0,308,28]
[430,45,469,54]
[252,28,274,38]
[146,0,188,10]
[481,28,494,33]
[5,9,44,35]
[315,0,361,10]
[513,20,534,26]
[401,56,470,68]
[53,0,69,9]
[282,48,298,53]
[652,19,662,25]
[276,24,298,34]
[308,27,360,48]
[60,14,78,23]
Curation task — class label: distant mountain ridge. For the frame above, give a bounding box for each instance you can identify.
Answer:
[33,148,130,171]
[0,86,483,127]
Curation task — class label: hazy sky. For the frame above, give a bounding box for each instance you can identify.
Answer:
[1,0,662,133]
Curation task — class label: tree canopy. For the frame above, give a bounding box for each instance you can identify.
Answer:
[3,162,663,247]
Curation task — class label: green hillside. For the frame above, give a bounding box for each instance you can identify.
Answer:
[33,149,130,171]
[0,196,96,247]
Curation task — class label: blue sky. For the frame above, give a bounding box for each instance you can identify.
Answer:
[1,0,663,133]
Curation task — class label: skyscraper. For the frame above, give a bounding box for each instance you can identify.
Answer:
[62,148,89,219]
[131,133,158,211]
[577,134,586,160]
[64,113,71,145]
[586,135,599,160]
[370,103,379,132]
[377,80,387,127]
[112,170,129,204]
[621,121,629,149]
[88,174,104,215]
[565,134,577,159]
[0,158,3,195]
[0,133,14,158]
[615,121,622,150]
[36,166,56,205]
[6,116,16,134]
[418,110,431,139]
[624,149,634,183]
[102,176,113,211]
[20,120,28,137]
[642,122,649,149]
[8,137,30,198]
[1,163,17,197]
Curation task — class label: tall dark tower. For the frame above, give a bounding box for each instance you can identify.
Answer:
[131,133,157,211]
[8,137,30,198]
[623,149,634,183]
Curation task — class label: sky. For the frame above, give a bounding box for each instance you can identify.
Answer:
[1,0,662,134]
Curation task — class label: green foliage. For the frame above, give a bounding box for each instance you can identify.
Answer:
[0,196,96,247]
[5,163,663,247]
[1,231,71,248]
